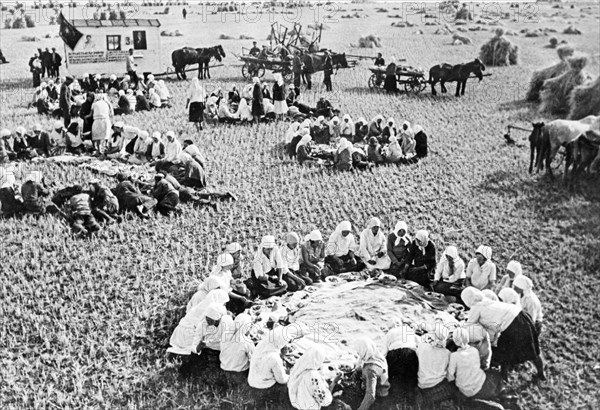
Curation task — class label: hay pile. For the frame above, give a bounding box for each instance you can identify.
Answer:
[357,35,382,48]
[568,76,600,120]
[452,33,472,45]
[526,45,575,101]
[479,28,519,66]
[161,30,183,37]
[455,5,472,20]
[540,55,592,115]
[563,25,582,34]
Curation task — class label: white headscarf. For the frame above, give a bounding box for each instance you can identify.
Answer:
[461,286,485,308]
[498,287,521,305]
[337,137,352,154]
[475,245,492,261]
[285,121,301,143]
[401,121,413,137]
[415,230,429,255]
[482,289,499,302]
[223,313,253,344]
[210,253,234,280]
[506,260,522,277]
[308,230,323,241]
[355,337,387,370]
[393,221,410,246]
[288,347,328,410]
[413,124,424,135]
[296,133,312,153]
[274,73,284,86]
[513,275,533,294]
[443,245,459,262]
[204,303,227,321]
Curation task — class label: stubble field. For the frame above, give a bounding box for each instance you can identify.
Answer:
[1,2,599,409]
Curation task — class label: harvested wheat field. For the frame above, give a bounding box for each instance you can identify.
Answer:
[1,1,599,410]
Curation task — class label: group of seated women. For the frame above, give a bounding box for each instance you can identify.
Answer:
[166,218,546,409]
[285,115,429,168]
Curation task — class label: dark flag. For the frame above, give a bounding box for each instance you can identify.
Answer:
[58,13,83,50]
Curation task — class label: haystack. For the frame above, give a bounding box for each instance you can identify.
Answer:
[526,45,575,101]
[452,33,472,44]
[479,28,519,66]
[455,5,472,20]
[357,35,382,48]
[563,25,582,34]
[568,76,600,120]
[540,55,592,115]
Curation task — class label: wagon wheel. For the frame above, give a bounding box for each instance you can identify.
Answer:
[241,63,251,79]
[404,76,424,94]
[418,76,428,92]
[368,73,385,90]
[242,63,265,79]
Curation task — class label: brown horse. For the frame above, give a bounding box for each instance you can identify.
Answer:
[197,45,226,79]
[428,58,485,97]
[171,45,226,80]
[528,122,546,174]
[307,51,348,72]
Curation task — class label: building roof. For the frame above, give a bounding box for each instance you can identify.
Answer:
[71,19,161,28]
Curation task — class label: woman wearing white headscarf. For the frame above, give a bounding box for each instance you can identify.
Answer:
[382,326,419,392]
[209,253,235,292]
[250,235,288,298]
[148,87,162,109]
[288,347,347,410]
[513,275,543,334]
[340,114,354,140]
[251,77,264,122]
[447,328,503,400]
[220,313,255,375]
[129,130,150,164]
[157,80,171,101]
[465,246,497,290]
[359,217,391,270]
[387,221,411,277]
[187,276,223,312]
[300,229,325,283]
[498,287,520,306]
[280,232,308,291]
[248,326,294,406]
[91,93,113,153]
[285,121,301,145]
[187,77,206,130]
[403,229,437,287]
[296,133,317,165]
[380,117,397,144]
[236,98,253,123]
[272,73,288,119]
[328,116,341,144]
[368,115,384,138]
[334,137,354,171]
[354,117,368,143]
[385,135,404,164]
[461,287,545,380]
[415,327,454,406]
[433,246,466,299]
[355,338,390,410]
[494,260,521,293]
[399,121,416,157]
[413,124,428,159]
[325,221,363,274]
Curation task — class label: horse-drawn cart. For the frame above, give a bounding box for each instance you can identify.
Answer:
[368,65,428,94]
[236,49,293,81]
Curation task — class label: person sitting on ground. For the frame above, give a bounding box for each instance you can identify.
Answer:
[399,121,416,158]
[248,326,293,407]
[461,287,545,380]
[209,252,252,314]
[495,260,521,293]
[382,326,419,398]
[482,289,499,302]
[217,99,240,124]
[367,137,385,164]
[299,229,324,283]
[146,131,165,162]
[248,235,288,299]
[413,125,428,159]
[163,131,182,165]
[120,74,131,91]
[359,217,391,271]
[114,172,157,219]
[387,221,411,278]
[498,287,520,306]
[402,229,436,287]
[432,245,466,301]
[148,88,162,109]
[108,74,120,92]
[21,171,61,215]
[325,220,364,274]
[178,152,207,189]
[0,129,15,162]
[448,328,503,402]
[48,121,67,156]
[355,337,390,410]
[129,131,150,164]
[310,116,329,145]
[135,90,151,112]
[380,118,397,144]
[152,173,179,216]
[220,313,255,378]
[105,122,127,159]
[89,179,119,224]
[296,132,317,165]
[156,80,171,103]
[513,275,543,334]
[34,83,51,115]
[465,245,496,290]
[315,97,334,118]
[385,135,404,164]
[328,116,341,144]
[229,86,241,105]
[114,90,132,115]
[288,346,348,410]
[280,232,308,291]
[13,127,37,160]
[334,138,354,171]
[416,327,454,407]
[288,127,307,159]
[187,277,224,312]
[340,114,354,141]
[28,124,52,157]
[187,302,230,375]
[368,115,384,138]
[354,117,368,143]
[67,185,101,235]
[65,122,85,155]
[237,98,253,123]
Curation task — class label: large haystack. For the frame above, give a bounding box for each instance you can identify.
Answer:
[479,28,519,66]
[526,45,575,101]
[540,55,592,115]
[568,76,600,120]
[357,35,382,48]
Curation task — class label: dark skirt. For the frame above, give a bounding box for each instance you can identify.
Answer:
[325,254,365,274]
[386,348,419,388]
[189,101,204,122]
[493,311,540,365]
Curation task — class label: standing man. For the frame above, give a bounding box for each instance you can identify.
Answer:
[323,52,333,92]
[60,76,74,128]
[50,48,62,77]
[292,50,302,92]
[126,49,138,88]
[182,7,187,19]
[302,52,313,90]
[42,48,51,78]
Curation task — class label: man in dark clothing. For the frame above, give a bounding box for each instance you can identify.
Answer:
[302,53,313,90]
[152,173,179,216]
[67,185,101,235]
[28,124,52,157]
[0,49,7,64]
[374,52,385,67]
[323,53,333,92]
[182,8,187,19]
[50,48,62,77]
[316,97,333,118]
[42,48,51,77]
[292,51,303,90]
[249,41,260,57]
[60,76,74,128]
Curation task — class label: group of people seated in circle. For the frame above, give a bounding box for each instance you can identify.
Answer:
[166,218,545,409]
[285,116,428,169]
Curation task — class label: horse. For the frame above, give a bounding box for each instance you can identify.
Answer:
[197,45,226,80]
[566,133,600,182]
[528,122,546,174]
[428,58,485,97]
[171,45,226,80]
[308,51,349,72]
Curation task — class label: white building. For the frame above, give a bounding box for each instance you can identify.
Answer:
[63,19,163,77]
